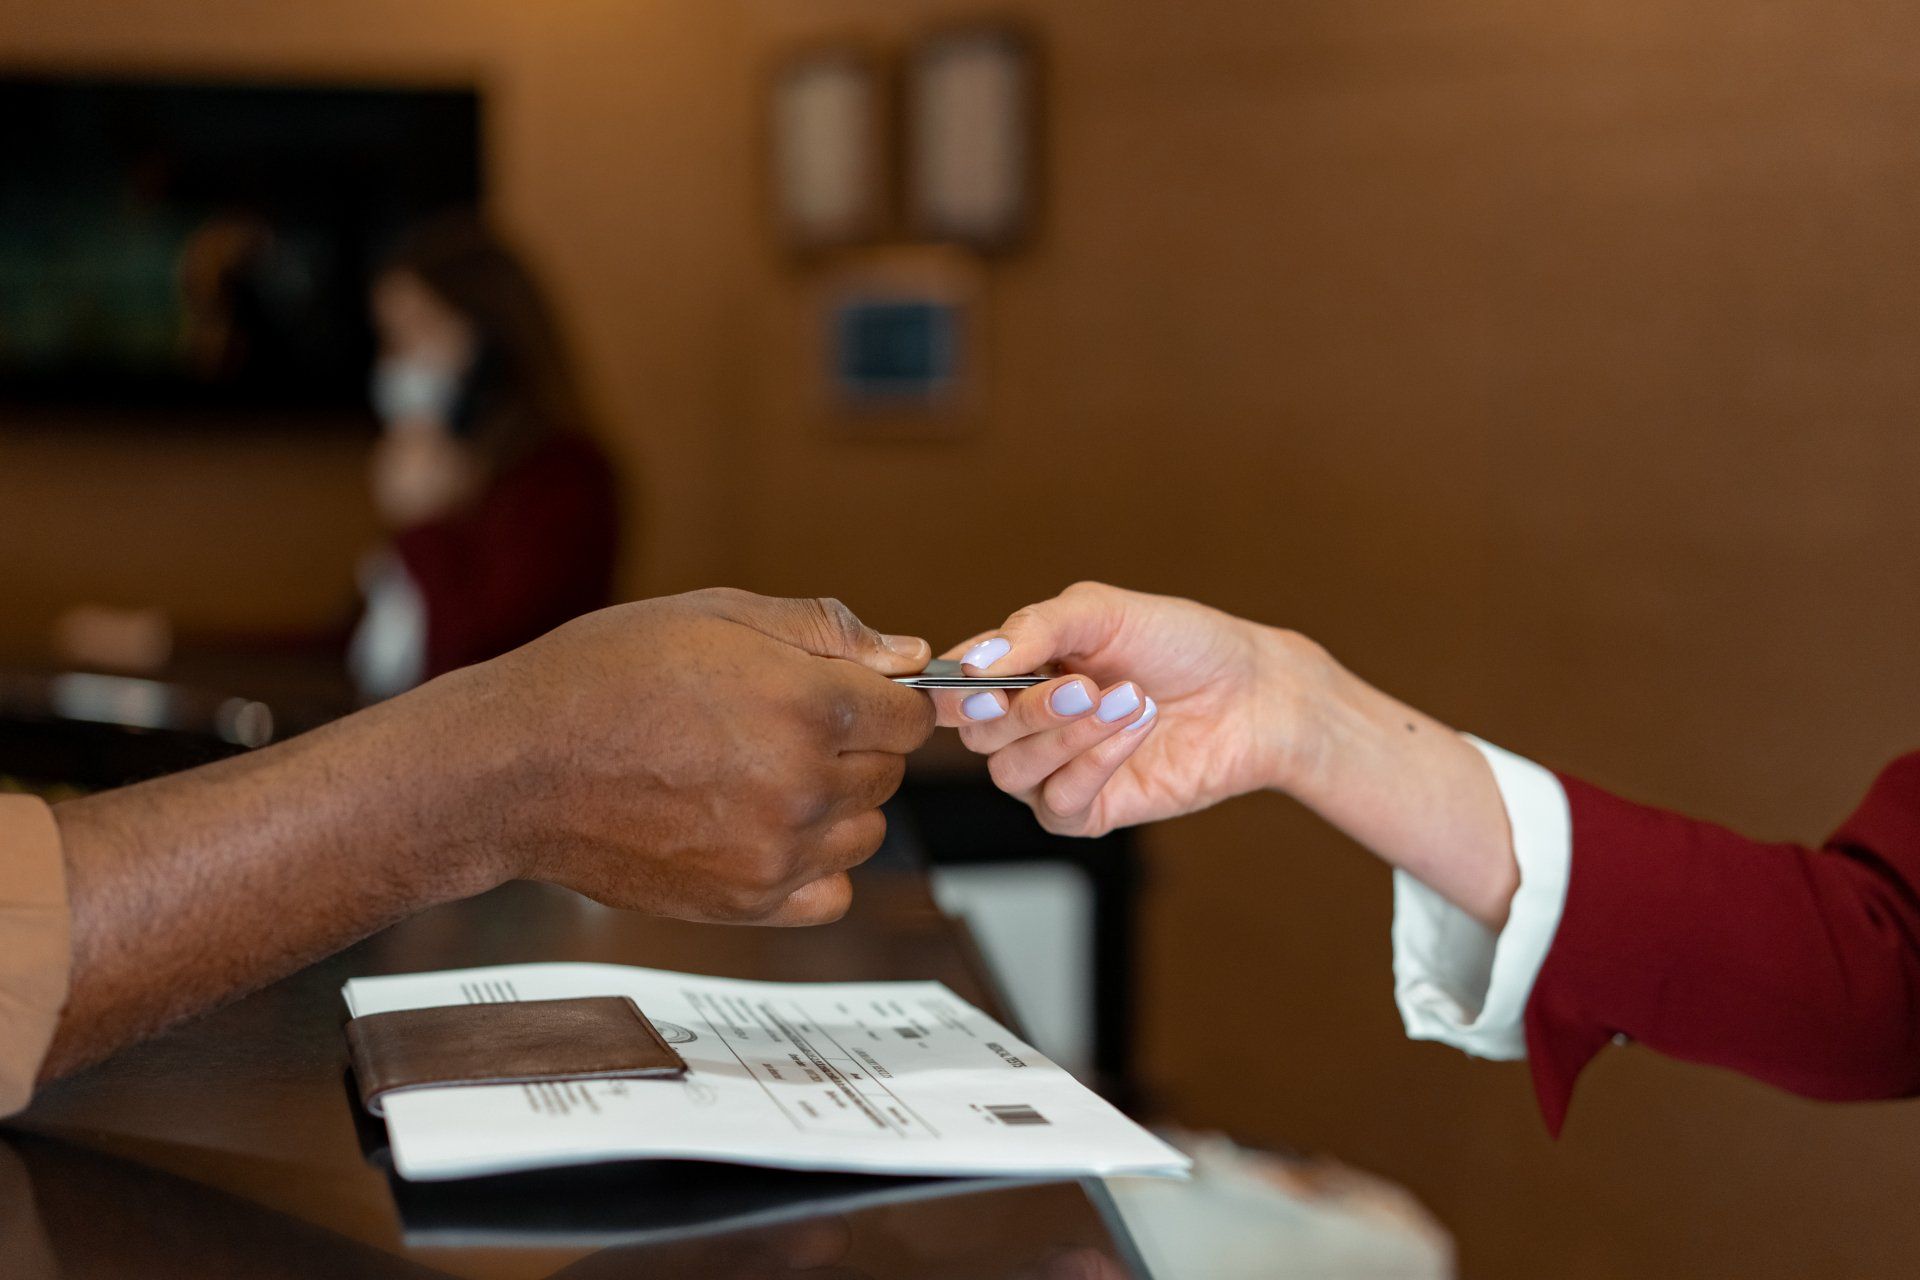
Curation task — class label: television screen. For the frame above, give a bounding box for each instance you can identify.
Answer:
[0,74,482,419]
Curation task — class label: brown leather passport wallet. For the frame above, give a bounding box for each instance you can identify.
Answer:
[346,995,687,1116]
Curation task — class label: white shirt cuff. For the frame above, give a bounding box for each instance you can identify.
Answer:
[1391,735,1572,1060]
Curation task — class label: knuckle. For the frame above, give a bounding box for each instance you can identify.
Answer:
[1003,603,1046,633]
[804,875,855,923]
[1061,580,1115,606]
[801,817,880,885]
[852,756,904,809]
[808,596,867,650]
[1068,712,1119,748]
[743,831,798,885]
[732,871,792,919]
[777,776,835,829]
[718,880,773,920]
[821,690,859,742]
[1039,808,1096,838]
[903,693,937,740]
[1041,787,1082,820]
[690,585,749,614]
[986,751,1026,794]
[848,809,889,860]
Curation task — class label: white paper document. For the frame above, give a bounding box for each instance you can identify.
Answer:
[342,962,1190,1183]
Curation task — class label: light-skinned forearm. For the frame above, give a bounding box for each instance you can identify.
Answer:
[1263,632,1520,929]
[40,666,516,1083]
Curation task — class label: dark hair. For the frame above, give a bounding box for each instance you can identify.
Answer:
[379,213,593,469]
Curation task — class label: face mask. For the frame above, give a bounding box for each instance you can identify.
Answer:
[370,357,462,430]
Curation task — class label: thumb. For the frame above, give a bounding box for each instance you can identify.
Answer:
[956,581,1127,675]
[729,594,931,676]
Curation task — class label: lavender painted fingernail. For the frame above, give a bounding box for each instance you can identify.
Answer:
[962,637,1012,670]
[1050,681,1095,716]
[1127,696,1159,730]
[962,691,1005,721]
[1096,683,1141,723]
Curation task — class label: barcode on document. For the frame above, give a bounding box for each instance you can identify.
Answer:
[986,1104,1049,1127]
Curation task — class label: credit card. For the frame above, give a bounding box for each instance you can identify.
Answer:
[892,658,1049,689]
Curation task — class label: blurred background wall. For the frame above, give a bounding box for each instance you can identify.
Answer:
[0,0,753,639]
[8,1,1920,1275]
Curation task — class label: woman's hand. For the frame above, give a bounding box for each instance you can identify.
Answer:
[932,582,1330,837]
[937,581,1519,928]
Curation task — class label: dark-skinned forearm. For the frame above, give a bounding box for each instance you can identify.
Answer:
[39,666,516,1082]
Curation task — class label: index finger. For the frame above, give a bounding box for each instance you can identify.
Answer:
[706,590,933,677]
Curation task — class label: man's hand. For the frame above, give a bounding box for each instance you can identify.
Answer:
[461,589,935,924]
[40,590,932,1085]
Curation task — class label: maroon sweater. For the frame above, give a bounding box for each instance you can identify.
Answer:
[1526,755,1920,1133]
[389,432,620,679]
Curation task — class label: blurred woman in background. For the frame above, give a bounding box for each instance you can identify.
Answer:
[59,215,621,700]
[351,215,619,697]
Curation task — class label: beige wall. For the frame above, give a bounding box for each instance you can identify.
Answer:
[10,2,1920,1275]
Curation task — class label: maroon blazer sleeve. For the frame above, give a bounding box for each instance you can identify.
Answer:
[1524,753,1920,1134]
[390,433,620,679]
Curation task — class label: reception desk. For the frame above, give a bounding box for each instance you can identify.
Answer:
[6,867,1150,1278]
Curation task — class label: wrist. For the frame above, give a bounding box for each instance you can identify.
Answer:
[1249,625,1346,801]
[1254,636,1521,929]
[345,665,528,901]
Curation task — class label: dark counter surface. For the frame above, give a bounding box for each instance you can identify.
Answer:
[6,870,1148,1279]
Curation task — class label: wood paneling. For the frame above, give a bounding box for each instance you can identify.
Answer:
[728,4,1920,1277]
[9,1,1920,1273]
